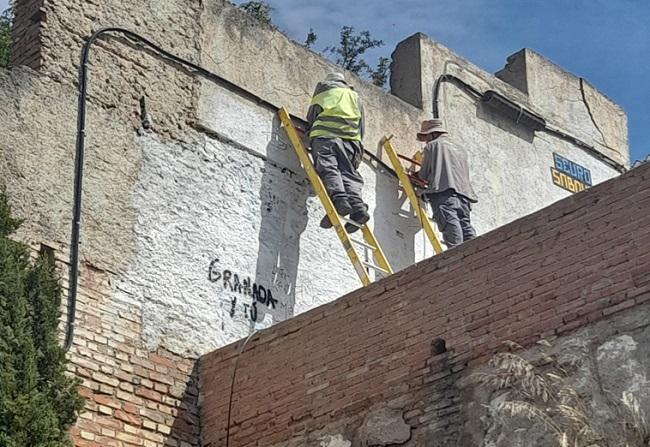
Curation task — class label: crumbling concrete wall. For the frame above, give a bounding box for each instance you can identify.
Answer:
[462,306,650,447]
[20,0,205,137]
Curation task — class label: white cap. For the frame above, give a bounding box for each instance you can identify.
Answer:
[325,72,346,83]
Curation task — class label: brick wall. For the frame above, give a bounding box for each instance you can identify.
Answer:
[35,246,201,447]
[199,162,650,446]
[11,0,44,68]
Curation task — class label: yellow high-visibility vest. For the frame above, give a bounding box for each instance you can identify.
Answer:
[309,87,362,141]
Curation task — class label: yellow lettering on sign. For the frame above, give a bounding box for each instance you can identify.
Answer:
[551,168,586,194]
[552,169,562,186]
[565,174,576,193]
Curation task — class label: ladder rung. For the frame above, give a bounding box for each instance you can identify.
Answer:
[397,153,422,166]
[341,217,363,229]
[362,262,389,275]
[407,175,428,188]
[351,238,377,251]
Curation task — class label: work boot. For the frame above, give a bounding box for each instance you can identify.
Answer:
[344,209,370,233]
[320,198,352,229]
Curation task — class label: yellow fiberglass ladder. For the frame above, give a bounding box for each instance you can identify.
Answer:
[278,107,393,286]
[382,136,445,255]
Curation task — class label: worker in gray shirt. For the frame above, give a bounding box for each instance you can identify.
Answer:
[306,72,368,233]
[415,119,478,248]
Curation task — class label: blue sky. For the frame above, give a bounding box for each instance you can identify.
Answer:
[3,0,648,162]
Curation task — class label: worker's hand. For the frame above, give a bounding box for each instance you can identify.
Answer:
[407,149,423,174]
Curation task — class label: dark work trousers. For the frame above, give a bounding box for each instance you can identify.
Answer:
[311,137,367,213]
[426,190,476,248]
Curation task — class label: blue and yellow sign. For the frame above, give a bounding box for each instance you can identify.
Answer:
[551,153,592,193]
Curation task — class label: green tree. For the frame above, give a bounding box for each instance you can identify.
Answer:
[370,56,390,88]
[304,27,317,49]
[0,190,84,446]
[0,5,12,67]
[238,1,274,27]
[325,26,390,88]
[325,26,383,75]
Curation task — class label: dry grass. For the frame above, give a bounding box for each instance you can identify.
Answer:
[473,340,650,447]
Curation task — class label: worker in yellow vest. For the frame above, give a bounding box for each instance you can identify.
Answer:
[306,72,368,233]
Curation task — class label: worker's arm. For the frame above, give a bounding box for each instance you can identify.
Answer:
[418,143,432,182]
[306,83,325,134]
[306,103,321,134]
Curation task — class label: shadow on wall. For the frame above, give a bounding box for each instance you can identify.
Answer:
[475,102,535,144]
[253,115,309,324]
[372,140,422,272]
[168,361,201,446]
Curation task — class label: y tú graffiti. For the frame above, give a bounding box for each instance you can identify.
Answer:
[208,258,279,322]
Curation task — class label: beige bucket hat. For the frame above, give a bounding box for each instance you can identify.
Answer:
[416,119,448,141]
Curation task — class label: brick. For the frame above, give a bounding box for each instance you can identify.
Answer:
[95,416,123,430]
[123,402,139,415]
[98,384,115,395]
[116,431,144,445]
[92,372,120,387]
[100,428,116,437]
[116,390,143,405]
[140,409,166,424]
[602,299,636,316]
[157,424,172,435]
[80,431,95,441]
[135,387,163,402]
[115,410,143,426]
[98,405,114,416]
[94,436,122,447]
[94,395,122,410]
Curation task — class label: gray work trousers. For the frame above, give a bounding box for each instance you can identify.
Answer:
[426,190,476,248]
[311,137,367,213]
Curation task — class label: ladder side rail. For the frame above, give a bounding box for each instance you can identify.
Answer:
[361,225,393,277]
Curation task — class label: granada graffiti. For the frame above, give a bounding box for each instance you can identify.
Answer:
[208,258,279,322]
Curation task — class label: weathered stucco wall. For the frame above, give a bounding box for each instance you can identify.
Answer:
[0,67,139,274]
[29,0,204,137]
[393,34,628,168]
[497,49,628,165]
[391,33,624,233]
